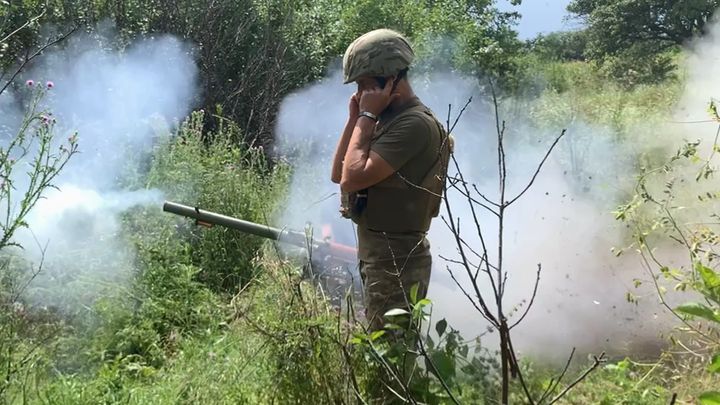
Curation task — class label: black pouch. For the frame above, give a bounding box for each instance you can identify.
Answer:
[339,189,368,223]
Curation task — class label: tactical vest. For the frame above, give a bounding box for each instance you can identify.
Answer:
[341,104,453,233]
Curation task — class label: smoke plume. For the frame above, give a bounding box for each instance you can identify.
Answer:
[0,29,197,310]
[273,21,720,360]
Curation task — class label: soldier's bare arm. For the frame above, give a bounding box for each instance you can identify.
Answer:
[331,93,360,184]
[340,80,399,192]
[340,117,395,193]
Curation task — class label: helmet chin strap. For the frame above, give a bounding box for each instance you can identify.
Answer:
[392,68,408,92]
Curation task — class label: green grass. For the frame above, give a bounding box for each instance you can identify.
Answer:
[2,61,719,404]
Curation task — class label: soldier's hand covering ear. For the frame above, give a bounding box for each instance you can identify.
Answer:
[348,92,360,120]
[358,77,400,116]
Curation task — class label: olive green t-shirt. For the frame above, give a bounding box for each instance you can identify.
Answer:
[356,97,442,263]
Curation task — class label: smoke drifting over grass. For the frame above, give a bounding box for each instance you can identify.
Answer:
[1,31,197,310]
[274,72,652,358]
[274,21,720,359]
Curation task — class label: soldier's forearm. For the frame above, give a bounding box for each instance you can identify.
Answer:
[340,116,375,190]
[331,117,357,184]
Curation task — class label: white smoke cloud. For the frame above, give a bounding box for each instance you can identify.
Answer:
[1,30,198,310]
[273,22,720,360]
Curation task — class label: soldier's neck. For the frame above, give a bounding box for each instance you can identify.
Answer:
[388,84,416,111]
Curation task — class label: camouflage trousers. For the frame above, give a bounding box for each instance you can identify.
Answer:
[359,254,432,332]
[359,255,431,403]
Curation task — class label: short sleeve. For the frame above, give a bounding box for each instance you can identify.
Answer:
[370,114,431,171]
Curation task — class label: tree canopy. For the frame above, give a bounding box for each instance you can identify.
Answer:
[2,0,527,144]
[565,0,720,85]
[568,0,720,56]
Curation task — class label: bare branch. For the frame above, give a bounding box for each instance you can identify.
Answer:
[333,335,368,405]
[506,130,567,207]
[447,265,498,325]
[499,120,507,200]
[538,347,576,404]
[417,335,462,405]
[449,97,473,134]
[442,107,502,326]
[1,10,47,45]
[510,263,542,330]
[447,153,500,297]
[472,183,501,208]
[547,352,607,404]
[438,254,473,268]
[640,247,716,341]
[447,181,500,216]
[0,26,77,97]
[506,334,535,404]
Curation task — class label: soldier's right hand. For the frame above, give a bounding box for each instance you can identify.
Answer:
[349,92,360,120]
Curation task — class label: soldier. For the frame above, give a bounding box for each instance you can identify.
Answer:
[330,29,452,332]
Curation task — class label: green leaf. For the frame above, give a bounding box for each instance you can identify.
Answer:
[416,298,432,307]
[370,330,386,341]
[351,333,368,343]
[697,263,720,304]
[697,263,720,287]
[435,318,448,337]
[676,302,720,323]
[384,308,410,317]
[426,334,435,350]
[426,351,455,385]
[709,353,720,373]
[410,283,419,304]
[446,332,458,353]
[700,391,720,405]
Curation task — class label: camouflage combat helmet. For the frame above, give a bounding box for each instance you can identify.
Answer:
[342,29,414,84]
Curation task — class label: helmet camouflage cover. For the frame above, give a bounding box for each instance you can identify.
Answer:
[342,29,414,84]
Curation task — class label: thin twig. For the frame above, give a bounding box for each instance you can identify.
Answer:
[640,247,716,342]
[538,347,576,404]
[0,9,46,44]
[335,338,368,405]
[438,254,473,268]
[510,263,542,329]
[446,265,496,325]
[447,180,500,216]
[441,109,499,325]
[547,352,607,404]
[489,80,512,405]
[506,130,567,207]
[448,153,500,299]
[448,97,473,134]
[366,341,417,404]
[417,335,462,405]
[506,333,535,404]
[471,183,501,208]
[0,26,77,97]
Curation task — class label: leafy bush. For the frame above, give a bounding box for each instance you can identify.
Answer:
[84,110,287,365]
[0,83,78,401]
[0,109,288,402]
[142,110,289,291]
[614,109,720,403]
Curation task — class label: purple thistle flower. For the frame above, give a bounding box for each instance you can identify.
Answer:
[46,81,54,89]
[26,80,34,87]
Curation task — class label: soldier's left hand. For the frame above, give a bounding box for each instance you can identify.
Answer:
[358,78,400,116]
